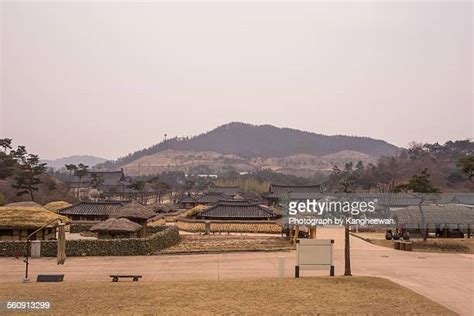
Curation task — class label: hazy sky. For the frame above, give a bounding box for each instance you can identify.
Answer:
[1,1,472,160]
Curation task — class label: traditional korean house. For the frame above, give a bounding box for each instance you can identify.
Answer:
[443,193,474,207]
[90,218,142,239]
[0,206,70,241]
[178,194,198,209]
[209,186,240,197]
[195,192,231,206]
[59,201,127,221]
[110,201,156,237]
[197,201,279,220]
[70,169,130,194]
[235,192,265,204]
[261,183,323,205]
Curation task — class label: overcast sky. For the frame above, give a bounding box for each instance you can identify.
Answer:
[1,1,472,160]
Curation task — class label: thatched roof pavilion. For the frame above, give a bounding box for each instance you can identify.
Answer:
[90,218,142,239]
[393,205,474,229]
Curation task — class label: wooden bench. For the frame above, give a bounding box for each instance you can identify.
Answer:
[110,275,142,282]
[37,274,64,282]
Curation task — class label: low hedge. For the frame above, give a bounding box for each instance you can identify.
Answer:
[0,226,180,257]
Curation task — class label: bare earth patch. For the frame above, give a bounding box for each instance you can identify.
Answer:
[354,233,474,254]
[159,234,294,254]
[0,277,454,315]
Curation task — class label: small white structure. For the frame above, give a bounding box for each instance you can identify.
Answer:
[30,240,41,258]
[295,239,334,277]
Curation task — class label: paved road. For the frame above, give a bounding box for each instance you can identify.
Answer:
[1,227,472,315]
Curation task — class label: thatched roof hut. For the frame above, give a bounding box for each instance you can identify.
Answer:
[43,201,72,213]
[393,205,474,228]
[111,201,156,221]
[90,218,142,233]
[151,203,176,214]
[6,201,42,207]
[0,206,70,229]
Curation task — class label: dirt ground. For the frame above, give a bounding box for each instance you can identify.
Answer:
[2,227,472,314]
[354,232,474,253]
[159,234,294,254]
[0,277,455,315]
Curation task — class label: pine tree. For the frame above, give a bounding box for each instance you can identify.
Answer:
[11,146,47,201]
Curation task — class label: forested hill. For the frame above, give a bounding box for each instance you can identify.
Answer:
[96,122,400,169]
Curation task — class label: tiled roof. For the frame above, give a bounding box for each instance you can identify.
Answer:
[59,201,128,216]
[445,193,474,206]
[179,195,197,203]
[262,183,322,199]
[199,201,278,219]
[209,186,240,196]
[195,192,230,204]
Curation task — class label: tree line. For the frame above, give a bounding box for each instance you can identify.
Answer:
[328,140,474,194]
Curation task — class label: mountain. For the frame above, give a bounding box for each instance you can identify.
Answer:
[174,123,400,158]
[121,149,378,177]
[97,122,400,175]
[44,155,107,170]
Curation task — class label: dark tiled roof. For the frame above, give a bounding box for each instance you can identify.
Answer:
[209,186,240,196]
[59,201,127,216]
[215,199,250,204]
[199,202,278,219]
[262,183,322,199]
[196,192,230,204]
[447,194,474,206]
[179,195,197,203]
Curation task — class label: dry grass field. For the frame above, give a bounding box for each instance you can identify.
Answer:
[159,234,294,254]
[0,277,455,315]
[354,232,474,254]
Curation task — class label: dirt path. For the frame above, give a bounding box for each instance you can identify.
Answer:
[1,227,472,315]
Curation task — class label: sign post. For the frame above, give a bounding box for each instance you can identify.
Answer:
[295,239,334,278]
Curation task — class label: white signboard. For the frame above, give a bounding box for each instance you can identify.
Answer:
[295,239,334,277]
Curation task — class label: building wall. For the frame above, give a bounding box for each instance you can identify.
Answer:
[0,228,56,241]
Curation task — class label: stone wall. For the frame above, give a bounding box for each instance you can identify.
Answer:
[176,218,282,234]
[0,226,180,257]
